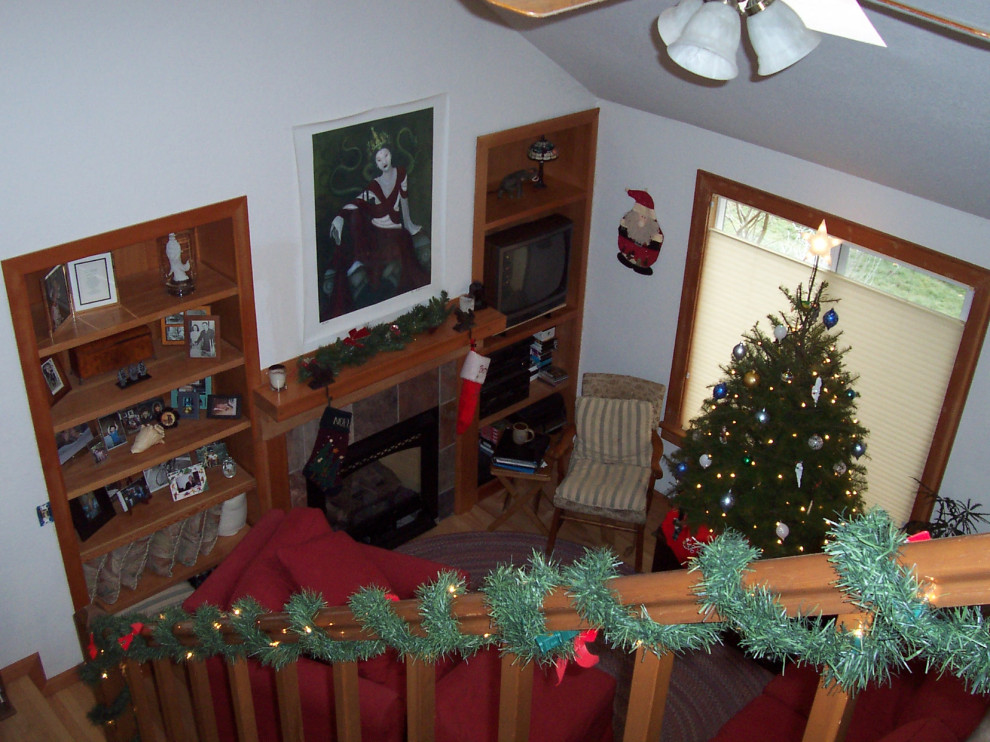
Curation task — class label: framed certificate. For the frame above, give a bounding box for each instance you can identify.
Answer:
[66,252,118,310]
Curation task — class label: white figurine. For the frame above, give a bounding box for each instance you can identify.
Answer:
[165,233,190,282]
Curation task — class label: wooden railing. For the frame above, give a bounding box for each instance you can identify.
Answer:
[88,531,990,742]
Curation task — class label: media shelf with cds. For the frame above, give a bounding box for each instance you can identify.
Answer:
[458,109,597,510]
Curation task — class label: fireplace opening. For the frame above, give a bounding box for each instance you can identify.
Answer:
[307,407,439,549]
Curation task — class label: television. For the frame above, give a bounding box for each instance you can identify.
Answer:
[483,214,572,328]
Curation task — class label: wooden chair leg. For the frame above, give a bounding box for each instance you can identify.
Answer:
[546,508,564,557]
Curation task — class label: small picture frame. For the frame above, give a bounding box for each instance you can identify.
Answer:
[119,478,152,511]
[158,407,179,428]
[160,306,210,346]
[69,488,115,541]
[55,423,95,464]
[196,441,228,468]
[97,412,128,450]
[175,391,200,419]
[120,406,142,434]
[40,356,71,405]
[186,315,219,359]
[169,463,207,501]
[89,439,108,465]
[137,396,165,424]
[66,252,118,311]
[171,376,211,410]
[42,265,73,335]
[206,394,242,419]
[143,462,172,493]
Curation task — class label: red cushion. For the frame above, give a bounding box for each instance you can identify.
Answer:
[277,531,392,606]
[876,718,958,742]
[710,694,812,742]
[897,671,990,740]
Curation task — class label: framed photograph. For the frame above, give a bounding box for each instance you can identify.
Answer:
[42,265,73,335]
[158,407,179,428]
[171,376,211,411]
[137,396,165,424]
[119,406,142,434]
[55,423,95,464]
[40,356,71,405]
[206,394,242,419]
[175,391,200,419]
[169,463,207,501]
[196,441,228,468]
[69,488,115,541]
[97,412,127,450]
[119,478,152,511]
[294,95,446,349]
[66,252,118,311]
[186,315,219,359]
[143,462,172,493]
[89,439,108,465]
[160,306,210,346]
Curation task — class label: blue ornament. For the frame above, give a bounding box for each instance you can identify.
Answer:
[674,461,689,479]
[755,408,770,425]
[852,441,867,459]
[823,308,839,329]
[732,342,748,360]
[713,383,728,400]
[845,388,858,399]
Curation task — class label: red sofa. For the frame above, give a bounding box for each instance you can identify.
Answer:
[183,507,616,741]
[711,661,990,742]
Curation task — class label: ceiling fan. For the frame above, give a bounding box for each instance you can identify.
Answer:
[482,0,988,46]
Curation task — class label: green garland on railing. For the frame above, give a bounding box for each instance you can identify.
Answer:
[298,291,452,383]
[79,509,990,733]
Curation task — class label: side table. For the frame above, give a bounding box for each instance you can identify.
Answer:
[486,464,554,535]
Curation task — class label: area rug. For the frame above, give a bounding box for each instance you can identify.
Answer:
[397,531,773,741]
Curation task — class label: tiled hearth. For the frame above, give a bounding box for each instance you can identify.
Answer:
[285,360,460,520]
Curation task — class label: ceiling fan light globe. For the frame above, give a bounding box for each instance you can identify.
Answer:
[747,0,821,76]
[667,0,741,80]
[657,0,704,45]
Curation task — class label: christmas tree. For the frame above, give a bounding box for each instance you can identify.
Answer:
[665,263,868,558]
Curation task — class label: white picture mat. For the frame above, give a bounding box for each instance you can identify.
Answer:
[67,252,118,309]
[294,93,449,350]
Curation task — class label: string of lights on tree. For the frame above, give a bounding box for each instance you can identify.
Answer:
[81,510,990,731]
[665,248,869,558]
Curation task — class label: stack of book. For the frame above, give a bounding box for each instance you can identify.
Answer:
[478,424,503,459]
[537,364,569,386]
[529,328,558,381]
[492,431,551,474]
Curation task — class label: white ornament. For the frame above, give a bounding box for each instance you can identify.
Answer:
[811,377,822,405]
[833,461,848,475]
[795,462,804,488]
[774,325,788,342]
[808,434,824,450]
[775,522,790,540]
[699,454,712,469]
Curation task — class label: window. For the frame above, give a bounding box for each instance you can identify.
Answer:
[663,172,990,525]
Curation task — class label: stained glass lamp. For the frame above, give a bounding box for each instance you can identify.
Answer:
[527,135,558,188]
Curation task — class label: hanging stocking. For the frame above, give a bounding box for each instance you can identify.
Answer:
[456,344,490,434]
[303,406,352,495]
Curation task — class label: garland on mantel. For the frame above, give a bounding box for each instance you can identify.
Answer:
[298,291,452,384]
[80,509,990,730]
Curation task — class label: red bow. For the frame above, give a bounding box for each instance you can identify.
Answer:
[343,327,370,348]
[385,592,400,602]
[907,531,931,543]
[118,622,145,651]
[554,629,599,685]
[87,633,99,660]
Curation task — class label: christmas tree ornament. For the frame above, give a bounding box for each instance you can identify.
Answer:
[616,189,664,275]
[845,388,858,399]
[852,441,867,458]
[732,342,748,360]
[674,461,689,478]
[811,377,823,405]
[719,426,729,444]
[781,370,794,383]
[808,434,824,450]
[713,382,728,400]
[795,462,804,487]
[742,454,753,465]
[720,491,735,510]
[833,461,848,475]
[755,408,770,425]
[699,454,712,469]
[775,521,790,540]
[773,325,788,342]
[823,308,839,329]
[456,345,490,434]
[803,220,842,260]
[743,370,760,388]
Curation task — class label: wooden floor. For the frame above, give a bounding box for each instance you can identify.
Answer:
[0,488,669,740]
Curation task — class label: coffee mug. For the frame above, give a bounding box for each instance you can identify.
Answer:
[512,422,535,445]
[268,364,287,391]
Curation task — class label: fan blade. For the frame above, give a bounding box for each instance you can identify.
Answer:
[784,0,887,46]
[482,0,609,17]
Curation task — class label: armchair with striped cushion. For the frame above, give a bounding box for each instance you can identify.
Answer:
[545,373,665,571]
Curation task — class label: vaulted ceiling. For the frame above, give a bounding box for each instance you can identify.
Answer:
[482,0,990,221]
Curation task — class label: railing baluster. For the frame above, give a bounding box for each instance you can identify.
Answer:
[185,659,220,742]
[275,663,305,742]
[227,657,259,742]
[151,658,192,741]
[406,656,436,742]
[622,647,674,742]
[497,654,534,742]
[124,658,164,742]
[800,613,866,742]
[333,660,362,742]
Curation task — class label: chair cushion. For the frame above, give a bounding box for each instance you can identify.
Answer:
[581,373,666,429]
[572,396,653,467]
[554,458,652,523]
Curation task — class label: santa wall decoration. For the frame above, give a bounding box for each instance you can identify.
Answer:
[617,189,664,275]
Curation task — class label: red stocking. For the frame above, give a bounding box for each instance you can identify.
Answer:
[457,346,490,434]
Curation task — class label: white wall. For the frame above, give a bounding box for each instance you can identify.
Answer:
[0,1,595,676]
[582,101,990,517]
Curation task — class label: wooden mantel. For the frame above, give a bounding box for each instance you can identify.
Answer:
[252,306,506,510]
